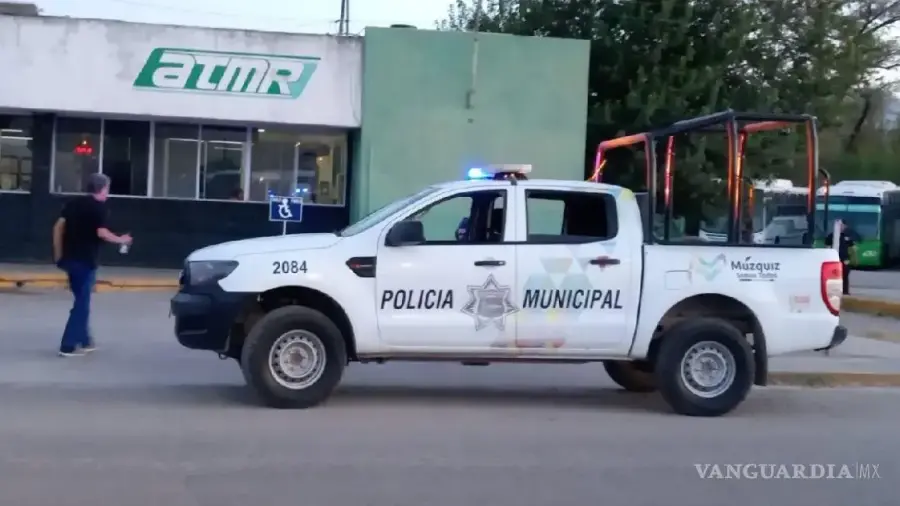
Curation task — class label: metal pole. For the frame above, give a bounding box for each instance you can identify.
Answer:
[832,219,840,250]
[337,0,350,35]
[283,221,287,236]
[725,119,740,243]
[819,168,831,247]
[474,0,482,30]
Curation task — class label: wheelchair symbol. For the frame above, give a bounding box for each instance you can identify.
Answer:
[278,198,293,219]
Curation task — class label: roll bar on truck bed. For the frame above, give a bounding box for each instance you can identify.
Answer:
[588,110,833,246]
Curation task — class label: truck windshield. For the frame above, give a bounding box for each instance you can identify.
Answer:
[337,186,442,237]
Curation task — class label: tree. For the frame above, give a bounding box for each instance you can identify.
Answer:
[440,0,900,222]
[441,0,780,225]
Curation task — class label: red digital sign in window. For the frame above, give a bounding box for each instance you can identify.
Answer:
[74,140,93,156]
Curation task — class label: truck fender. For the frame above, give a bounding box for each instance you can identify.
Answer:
[632,293,769,386]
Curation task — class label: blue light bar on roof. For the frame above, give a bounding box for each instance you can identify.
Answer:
[467,167,489,180]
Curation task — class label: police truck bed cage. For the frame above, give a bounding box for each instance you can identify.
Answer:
[589,110,825,246]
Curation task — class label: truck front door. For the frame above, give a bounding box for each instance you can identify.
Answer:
[375,186,519,350]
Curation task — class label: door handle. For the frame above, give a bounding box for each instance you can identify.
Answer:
[589,257,621,266]
[474,259,506,267]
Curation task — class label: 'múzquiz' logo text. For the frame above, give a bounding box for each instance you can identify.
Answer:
[133,48,319,98]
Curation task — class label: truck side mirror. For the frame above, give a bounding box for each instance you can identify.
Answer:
[385,220,425,247]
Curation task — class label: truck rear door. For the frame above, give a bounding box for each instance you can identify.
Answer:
[513,185,640,354]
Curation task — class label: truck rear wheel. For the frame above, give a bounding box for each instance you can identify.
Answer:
[654,318,754,417]
[240,305,346,409]
[603,360,656,392]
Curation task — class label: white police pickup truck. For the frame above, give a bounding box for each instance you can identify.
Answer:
[171,164,847,417]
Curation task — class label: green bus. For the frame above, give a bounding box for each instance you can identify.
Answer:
[814,181,900,268]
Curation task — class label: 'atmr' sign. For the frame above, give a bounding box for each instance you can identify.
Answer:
[133,48,319,98]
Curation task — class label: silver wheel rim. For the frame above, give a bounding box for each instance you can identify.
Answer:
[679,341,736,399]
[268,330,327,390]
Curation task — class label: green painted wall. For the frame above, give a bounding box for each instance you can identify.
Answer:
[351,27,590,220]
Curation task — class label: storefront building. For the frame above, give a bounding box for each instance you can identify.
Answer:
[0,12,590,268]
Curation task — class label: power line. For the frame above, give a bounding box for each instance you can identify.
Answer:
[104,0,295,21]
[53,0,404,35]
[102,0,355,32]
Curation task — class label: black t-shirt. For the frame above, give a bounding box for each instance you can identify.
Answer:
[60,196,108,267]
[825,232,855,261]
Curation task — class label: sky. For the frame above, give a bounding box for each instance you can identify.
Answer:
[26,0,900,88]
[31,0,453,34]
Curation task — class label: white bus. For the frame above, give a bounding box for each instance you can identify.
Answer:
[700,179,809,243]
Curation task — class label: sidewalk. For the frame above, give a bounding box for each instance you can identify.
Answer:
[769,336,900,386]
[0,262,179,291]
[771,336,900,372]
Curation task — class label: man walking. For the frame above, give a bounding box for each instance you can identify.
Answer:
[825,219,855,295]
[52,173,132,357]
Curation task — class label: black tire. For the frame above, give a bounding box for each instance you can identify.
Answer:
[240,305,347,409]
[603,360,656,392]
[654,318,754,417]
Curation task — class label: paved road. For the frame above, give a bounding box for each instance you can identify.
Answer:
[1,291,899,506]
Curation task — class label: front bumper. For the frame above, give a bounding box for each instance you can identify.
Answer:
[815,325,848,352]
[171,286,250,353]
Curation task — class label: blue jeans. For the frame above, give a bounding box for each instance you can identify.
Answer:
[59,260,96,353]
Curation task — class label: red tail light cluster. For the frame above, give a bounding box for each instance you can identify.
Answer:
[820,261,843,315]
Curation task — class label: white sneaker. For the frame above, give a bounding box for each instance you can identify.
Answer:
[58,350,85,357]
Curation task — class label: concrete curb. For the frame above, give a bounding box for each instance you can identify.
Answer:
[769,372,900,387]
[0,273,177,292]
[843,296,900,318]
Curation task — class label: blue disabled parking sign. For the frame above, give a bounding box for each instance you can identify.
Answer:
[269,196,303,234]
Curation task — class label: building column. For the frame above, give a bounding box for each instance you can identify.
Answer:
[26,113,56,261]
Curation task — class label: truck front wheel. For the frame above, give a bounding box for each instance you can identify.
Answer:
[654,318,754,417]
[240,305,347,409]
[603,360,656,392]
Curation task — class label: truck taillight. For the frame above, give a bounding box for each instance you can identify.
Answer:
[821,261,842,315]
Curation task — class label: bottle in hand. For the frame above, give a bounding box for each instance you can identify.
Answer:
[119,233,133,254]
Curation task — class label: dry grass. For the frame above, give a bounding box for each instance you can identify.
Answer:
[770,372,900,388]
[0,279,175,292]
[843,296,900,319]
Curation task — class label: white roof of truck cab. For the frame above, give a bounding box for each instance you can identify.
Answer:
[442,178,626,194]
[461,165,627,194]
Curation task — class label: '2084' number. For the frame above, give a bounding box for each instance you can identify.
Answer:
[272,260,307,275]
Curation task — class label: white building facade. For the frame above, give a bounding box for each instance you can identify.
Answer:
[0,14,361,204]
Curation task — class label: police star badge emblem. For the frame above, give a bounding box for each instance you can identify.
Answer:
[460,274,519,330]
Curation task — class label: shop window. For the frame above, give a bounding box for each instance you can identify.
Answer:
[200,126,246,201]
[0,115,33,192]
[152,123,200,199]
[248,128,347,205]
[52,117,101,193]
[103,120,150,196]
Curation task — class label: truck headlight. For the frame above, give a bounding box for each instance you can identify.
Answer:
[186,260,238,286]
